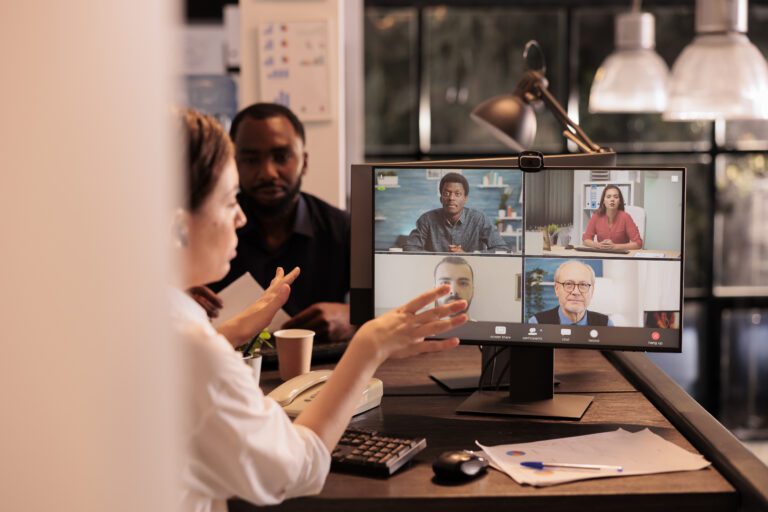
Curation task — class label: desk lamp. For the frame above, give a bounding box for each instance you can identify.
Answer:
[471,40,614,156]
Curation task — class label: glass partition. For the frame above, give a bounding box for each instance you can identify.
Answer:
[423,6,566,154]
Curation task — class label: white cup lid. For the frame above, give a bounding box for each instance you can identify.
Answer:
[273,329,315,339]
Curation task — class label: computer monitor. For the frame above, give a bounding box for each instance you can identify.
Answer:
[351,157,684,420]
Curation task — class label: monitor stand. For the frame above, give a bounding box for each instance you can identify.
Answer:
[456,346,592,420]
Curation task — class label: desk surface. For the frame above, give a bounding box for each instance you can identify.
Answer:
[234,347,736,512]
[545,245,681,259]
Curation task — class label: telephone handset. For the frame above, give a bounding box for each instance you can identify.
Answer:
[267,369,384,418]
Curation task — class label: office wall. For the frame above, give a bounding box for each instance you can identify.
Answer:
[0,3,177,512]
[182,23,227,74]
[374,254,523,321]
[644,172,684,250]
[240,0,362,209]
[597,260,681,327]
[572,169,637,240]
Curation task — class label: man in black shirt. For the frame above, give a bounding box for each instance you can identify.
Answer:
[192,103,354,344]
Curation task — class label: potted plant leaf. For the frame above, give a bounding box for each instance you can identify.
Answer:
[525,267,546,319]
[546,224,559,246]
[498,189,511,218]
[238,330,273,386]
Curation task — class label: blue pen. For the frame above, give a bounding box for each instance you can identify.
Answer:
[521,461,623,471]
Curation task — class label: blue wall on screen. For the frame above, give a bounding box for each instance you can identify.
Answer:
[373,168,522,250]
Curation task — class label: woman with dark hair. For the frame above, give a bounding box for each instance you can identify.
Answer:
[172,110,467,511]
[582,184,643,250]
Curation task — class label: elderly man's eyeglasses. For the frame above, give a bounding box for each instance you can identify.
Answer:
[557,281,592,293]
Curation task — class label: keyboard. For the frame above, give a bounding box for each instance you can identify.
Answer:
[573,245,630,254]
[331,427,427,477]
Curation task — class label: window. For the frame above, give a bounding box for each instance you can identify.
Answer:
[720,309,768,439]
[714,153,768,295]
[423,7,566,154]
[574,6,710,152]
[365,8,419,155]
[363,0,768,431]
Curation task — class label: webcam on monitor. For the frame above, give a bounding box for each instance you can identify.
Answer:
[518,150,544,171]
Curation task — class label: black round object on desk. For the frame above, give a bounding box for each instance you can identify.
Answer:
[432,450,489,481]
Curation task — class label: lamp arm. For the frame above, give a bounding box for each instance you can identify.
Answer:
[535,84,604,153]
[562,130,594,153]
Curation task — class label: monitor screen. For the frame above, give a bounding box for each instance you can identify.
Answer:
[365,164,684,353]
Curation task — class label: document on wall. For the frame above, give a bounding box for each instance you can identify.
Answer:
[258,20,331,121]
[212,274,291,333]
[477,428,710,486]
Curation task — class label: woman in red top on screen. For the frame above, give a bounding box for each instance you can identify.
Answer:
[582,184,643,250]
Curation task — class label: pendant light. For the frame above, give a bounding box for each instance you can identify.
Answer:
[589,1,669,113]
[665,0,768,120]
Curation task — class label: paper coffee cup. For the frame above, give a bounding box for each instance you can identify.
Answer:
[274,329,315,381]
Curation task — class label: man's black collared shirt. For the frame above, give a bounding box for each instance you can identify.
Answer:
[210,192,350,316]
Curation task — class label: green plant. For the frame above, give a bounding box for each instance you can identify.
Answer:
[546,223,558,235]
[498,190,511,210]
[238,330,274,357]
[525,268,546,318]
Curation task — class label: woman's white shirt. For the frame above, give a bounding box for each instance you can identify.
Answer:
[171,288,330,512]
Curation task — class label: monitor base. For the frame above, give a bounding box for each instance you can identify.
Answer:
[456,391,593,420]
[430,371,484,391]
[430,371,561,392]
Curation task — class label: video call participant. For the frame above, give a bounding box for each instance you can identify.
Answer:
[403,172,508,253]
[528,260,614,326]
[434,256,474,318]
[174,110,467,510]
[582,184,643,250]
[194,103,355,344]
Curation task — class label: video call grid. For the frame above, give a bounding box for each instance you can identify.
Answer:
[371,166,685,336]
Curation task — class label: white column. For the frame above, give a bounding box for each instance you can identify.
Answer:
[0,3,178,512]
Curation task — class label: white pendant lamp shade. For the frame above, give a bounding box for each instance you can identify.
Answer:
[664,33,768,120]
[589,11,669,113]
[590,49,669,113]
[665,0,768,120]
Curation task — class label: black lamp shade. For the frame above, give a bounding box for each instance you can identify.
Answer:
[470,93,537,151]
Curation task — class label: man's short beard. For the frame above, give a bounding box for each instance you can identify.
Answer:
[437,296,471,316]
[248,176,302,216]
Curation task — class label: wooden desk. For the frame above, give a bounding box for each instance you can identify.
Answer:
[231,347,768,512]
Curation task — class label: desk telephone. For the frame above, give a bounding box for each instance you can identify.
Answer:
[267,370,384,417]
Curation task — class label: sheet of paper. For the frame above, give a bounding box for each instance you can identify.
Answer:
[212,274,291,333]
[477,428,710,486]
[635,252,665,258]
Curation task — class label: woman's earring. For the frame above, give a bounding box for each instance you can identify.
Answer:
[174,224,189,248]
